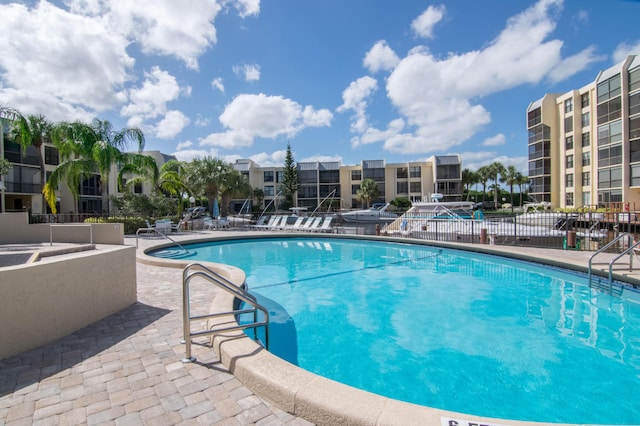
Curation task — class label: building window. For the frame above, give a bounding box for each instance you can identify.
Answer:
[581,112,590,128]
[582,191,591,207]
[630,92,640,117]
[598,144,623,167]
[263,185,274,196]
[528,108,542,128]
[351,170,361,181]
[564,98,573,113]
[630,67,640,93]
[598,166,622,189]
[597,97,622,123]
[597,74,621,103]
[564,116,573,133]
[582,172,590,186]
[396,182,408,194]
[351,184,359,195]
[44,146,59,165]
[276,171,283,183]
[396,167,408,179]
[630,116,640,140]
[566,174,573,187]
[565,136,573,150]
[409,181,421,193]
[134,182,143,194]
[582,152,590,167]
[409,166,421,178]
[566,154,574,169]
[631,164,640,187]
[263,171,274,182]
[565,192,574,206]
[581,93,590,108]
[598,120,623,146]
[582,132,590,147]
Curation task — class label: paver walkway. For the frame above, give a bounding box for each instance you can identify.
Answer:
[0,254,313,425]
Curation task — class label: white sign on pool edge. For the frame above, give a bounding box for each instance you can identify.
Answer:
[441,417,508,426]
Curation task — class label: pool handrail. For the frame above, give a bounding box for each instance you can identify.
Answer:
[182,262,269,362]
[588,232,638,293]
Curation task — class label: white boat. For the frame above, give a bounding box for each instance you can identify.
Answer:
[339,203,398,223]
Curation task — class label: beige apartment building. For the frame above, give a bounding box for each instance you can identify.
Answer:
[233,155,463,212]
[527,54,640,209]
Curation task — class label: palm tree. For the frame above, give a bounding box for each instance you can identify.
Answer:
[220,171,252,217]
[1,107,53,214]
[356,178,379,208]
[487,161,506,208]
[517,173,530,206]
[120,159,191,215]
[186,157,232,217]
[461,168,478,201]
[44,119,146,214]
[476,166,492,202]
[500,165,521,212]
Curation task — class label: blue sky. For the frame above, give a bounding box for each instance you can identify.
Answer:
[1,0,639,173]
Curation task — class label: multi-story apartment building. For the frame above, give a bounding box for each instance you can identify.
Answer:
[233,154,463,211]
[527,55,640,209]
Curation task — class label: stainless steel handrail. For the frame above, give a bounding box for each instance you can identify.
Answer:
[135,227,190,255]
[182,262,269,362]
[588,232,636,292]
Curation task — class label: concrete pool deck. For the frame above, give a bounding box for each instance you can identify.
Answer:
[1,230,639,425]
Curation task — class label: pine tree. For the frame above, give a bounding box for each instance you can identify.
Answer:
[282,143,299,209]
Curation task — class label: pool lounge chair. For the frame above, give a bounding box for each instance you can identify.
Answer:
[303,217,322,232]
[270,215,291,230]
[284,216,305,231]
[312,216,334,233]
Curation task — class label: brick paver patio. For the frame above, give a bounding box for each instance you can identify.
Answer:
[0,257,313,425]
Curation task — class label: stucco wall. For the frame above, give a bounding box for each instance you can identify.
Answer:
[0,245,136,360]
[0,212,124,245]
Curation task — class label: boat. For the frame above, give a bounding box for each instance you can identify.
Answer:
[338,203,399,223]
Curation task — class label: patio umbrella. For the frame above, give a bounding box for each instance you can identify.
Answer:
[212,197,220,219]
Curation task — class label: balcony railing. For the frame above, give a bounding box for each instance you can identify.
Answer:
[4,181,42,194]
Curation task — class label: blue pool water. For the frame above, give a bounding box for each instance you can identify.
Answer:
[151,237,640,424]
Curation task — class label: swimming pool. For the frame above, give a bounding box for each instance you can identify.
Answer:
[151,236,640,424]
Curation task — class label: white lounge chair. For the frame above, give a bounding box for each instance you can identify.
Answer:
[304,217,322,231]
[250,216,268,229]
[312,216,334,232]
[285,216,305,231]
[253,215,278,230]
[271,215,291,230]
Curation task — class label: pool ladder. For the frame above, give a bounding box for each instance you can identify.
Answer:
[181,262,269,362]
[588,232,639,295]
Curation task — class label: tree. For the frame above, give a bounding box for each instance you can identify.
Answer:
[0,158,11,176]
[461,168,478,201]
[220,171,252,217]
[1,107,52,214]
[120,159,191,216]
[281,143,299,210]
[487,161,506,208]
[45,119,148,214]
[517,173,530,206]
[186,157,232,217]
[500,165,521,212]
[476,166,492,202]
[356,178,379,208]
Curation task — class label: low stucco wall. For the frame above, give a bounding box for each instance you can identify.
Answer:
[0,245,136,360]
[0,212,124,245]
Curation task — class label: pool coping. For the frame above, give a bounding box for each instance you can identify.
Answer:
[138,233,631,426]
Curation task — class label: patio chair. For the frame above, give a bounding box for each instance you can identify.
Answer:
[312,216,334,233]
[304,217,322,232]
[285,216,305,231]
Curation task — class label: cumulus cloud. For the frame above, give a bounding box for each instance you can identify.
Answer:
[121,67,181,120]
[411,5,446,39]
[300,154,343,163]
[247,150,287,167]
[337,76,378,133]
[156,110,190,139]
[364,41,400,73]
[482,134,506,147]
[233,64,261,82]
[613,39,640,63]
[345,0,604,155]
[199,93,332,148]
[173,147,220,162]
[176,140,194,150]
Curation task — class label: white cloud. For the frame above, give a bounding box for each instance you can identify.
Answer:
[233,64,261,82]
[482,134,506,147]
[613,39,640,63]
[172,148,220,162]
[363,41,400,73]
[0,1,132,119]
[211,77,225,93]
[248,150,287,167]
[195,114,211,127]
[176,140,194,150]
[199,93,332,148]
[346,0,604,155]
[121,67,181,120]
[232,0,261,18]
[156,110,190,139]
[411,5,446,39]
[337,76,378,133]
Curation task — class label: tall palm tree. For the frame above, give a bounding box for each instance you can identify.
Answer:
[356,178,379,208]
[487,161,506,208]
[517,173,530,206]
[461,168,478,201]
[220,171,252,217]
[44,119,146,214]
[476,166,492,202]
[1,107,53,214]
[500,165,521,212]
